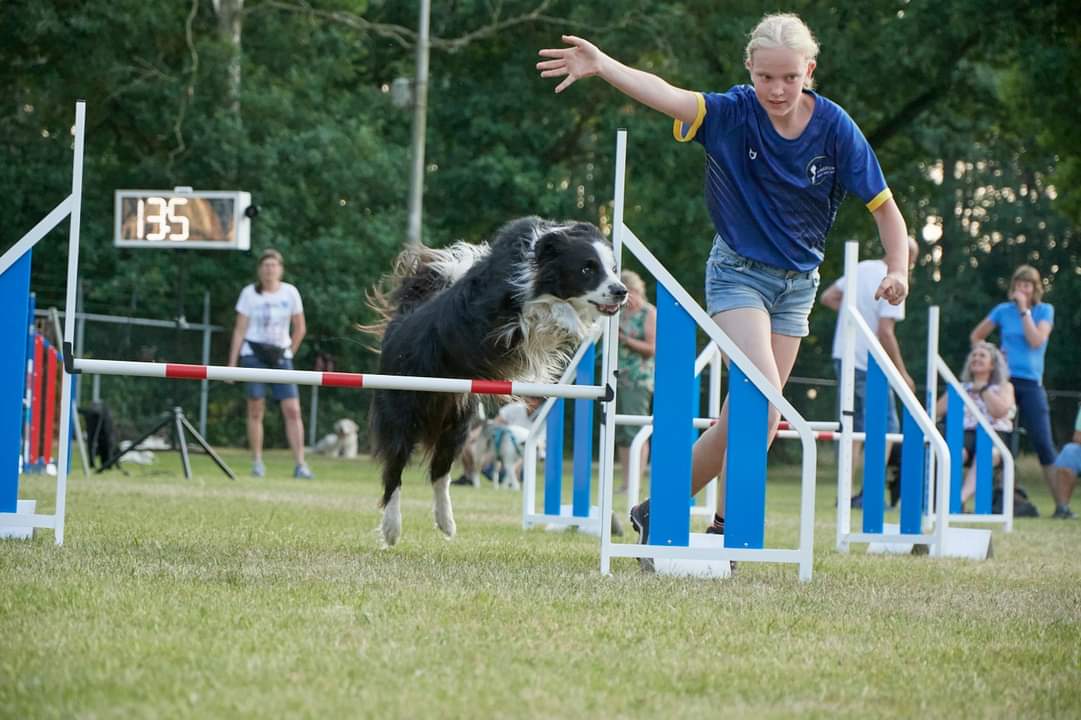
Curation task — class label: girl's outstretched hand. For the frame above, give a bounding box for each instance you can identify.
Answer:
[537,35,603,93]
[874,271,909,306]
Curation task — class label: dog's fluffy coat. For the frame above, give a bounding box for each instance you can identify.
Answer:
[365,217,626,546]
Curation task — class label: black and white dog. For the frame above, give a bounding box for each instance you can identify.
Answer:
[365,217,627,546]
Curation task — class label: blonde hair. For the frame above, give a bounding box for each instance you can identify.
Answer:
[1009,264,1043,304]
[961,341,1010,387]
[745,13,820,89]
[621,269,646,296]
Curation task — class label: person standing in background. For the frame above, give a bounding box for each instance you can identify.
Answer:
[970,265,1061,515]
[228,249,313,480]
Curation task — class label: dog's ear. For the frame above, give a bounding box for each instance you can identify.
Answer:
[534,230,568,265]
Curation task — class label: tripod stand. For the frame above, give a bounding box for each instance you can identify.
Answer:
[98,406,236,480]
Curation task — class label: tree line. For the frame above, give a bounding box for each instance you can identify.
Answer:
[2,0,1078,447]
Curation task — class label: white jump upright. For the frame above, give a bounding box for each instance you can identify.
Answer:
[0,101,85,544]
[926,306,1015,532]
[835,240,950,555]
[520,327,607,534]
[599,130,818,581]
[834,242,992,560]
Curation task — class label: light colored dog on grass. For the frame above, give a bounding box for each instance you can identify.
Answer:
[312,418,359,458]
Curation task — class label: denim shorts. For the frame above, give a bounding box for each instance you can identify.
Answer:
[1055,443,1081,476]
[705,235,820,337]
[240,353,299,401]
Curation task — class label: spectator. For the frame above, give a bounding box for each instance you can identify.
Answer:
[935,342,1015,511]
[615,271,656,494]
[819,237,918,507]
[227,249,312,479]
[1050,404,1080,519]
[970,265,1060,514]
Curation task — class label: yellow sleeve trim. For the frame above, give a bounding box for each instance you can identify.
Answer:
[866,188,893,213]
[672,93,706,143]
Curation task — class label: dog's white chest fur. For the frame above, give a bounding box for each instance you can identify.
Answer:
[509,296,596,383]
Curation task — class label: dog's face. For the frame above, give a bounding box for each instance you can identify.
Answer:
[533,222,627,315]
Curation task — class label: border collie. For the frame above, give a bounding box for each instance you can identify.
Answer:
[364,217,626,546]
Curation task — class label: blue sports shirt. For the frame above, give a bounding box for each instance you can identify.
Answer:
[675,85,891,272]
[988,301,1054,382]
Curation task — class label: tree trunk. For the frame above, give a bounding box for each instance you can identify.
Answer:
[213,0,244,119]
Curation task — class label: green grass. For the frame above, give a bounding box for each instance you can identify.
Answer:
[2,450,1080,719]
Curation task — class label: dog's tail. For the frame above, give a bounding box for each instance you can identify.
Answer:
[357,241,489,342]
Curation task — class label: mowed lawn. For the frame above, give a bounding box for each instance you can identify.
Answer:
[2,448,1080,719]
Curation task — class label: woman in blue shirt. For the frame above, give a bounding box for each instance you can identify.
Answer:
[538,13,910,552]
[970,264,1062,515]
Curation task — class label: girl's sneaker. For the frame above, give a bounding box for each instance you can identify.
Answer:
[251,460,265,478]
[294,464,314,480]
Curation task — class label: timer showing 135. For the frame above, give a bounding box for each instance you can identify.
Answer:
[114,189,252,250]
[132,196,190,241]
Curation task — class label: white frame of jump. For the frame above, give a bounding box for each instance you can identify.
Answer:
[520,336,722,532]
[926,306,1015,531]
[598,130,818,581]
[0,102,86,544]
[835,242,952,554]
[520,326,605,533]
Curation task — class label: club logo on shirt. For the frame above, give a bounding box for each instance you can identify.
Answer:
[806,155,836,186]
[748,147,758,160]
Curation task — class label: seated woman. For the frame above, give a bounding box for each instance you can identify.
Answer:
[935,342,1016,511]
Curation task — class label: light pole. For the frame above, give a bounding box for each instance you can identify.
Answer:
[405,0,431,247]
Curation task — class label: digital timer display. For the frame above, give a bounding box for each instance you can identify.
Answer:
[114,189,252,250]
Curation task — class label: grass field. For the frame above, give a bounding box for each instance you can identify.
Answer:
[2,448,1080,719]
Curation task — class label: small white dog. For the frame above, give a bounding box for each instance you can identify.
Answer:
[313,418,359,458]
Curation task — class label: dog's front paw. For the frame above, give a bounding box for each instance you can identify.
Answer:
[380,511,402,547]
[380,489,402,547]
[433,476,456,539]
[435,511,456,539]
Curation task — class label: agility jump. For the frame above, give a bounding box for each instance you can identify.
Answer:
[2,106,1002,572]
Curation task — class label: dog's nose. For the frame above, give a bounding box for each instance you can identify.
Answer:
[610,284,628,300]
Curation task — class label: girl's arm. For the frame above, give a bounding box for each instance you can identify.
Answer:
[935,392,948,420]
[618,308,657,359]
[290,313,307,355]
[1022,315,1053,348]
[1010,291,1053,348]
[228,313,249,367]
[870,198,909,305]
[537,35,699,126]
[970,318,995,346]
[982,382,1015,420]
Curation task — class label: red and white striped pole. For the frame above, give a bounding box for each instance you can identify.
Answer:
[71,358,609,401]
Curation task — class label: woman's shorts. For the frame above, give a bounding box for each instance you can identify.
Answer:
[705,235,819,337]
[240,353,299,401]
